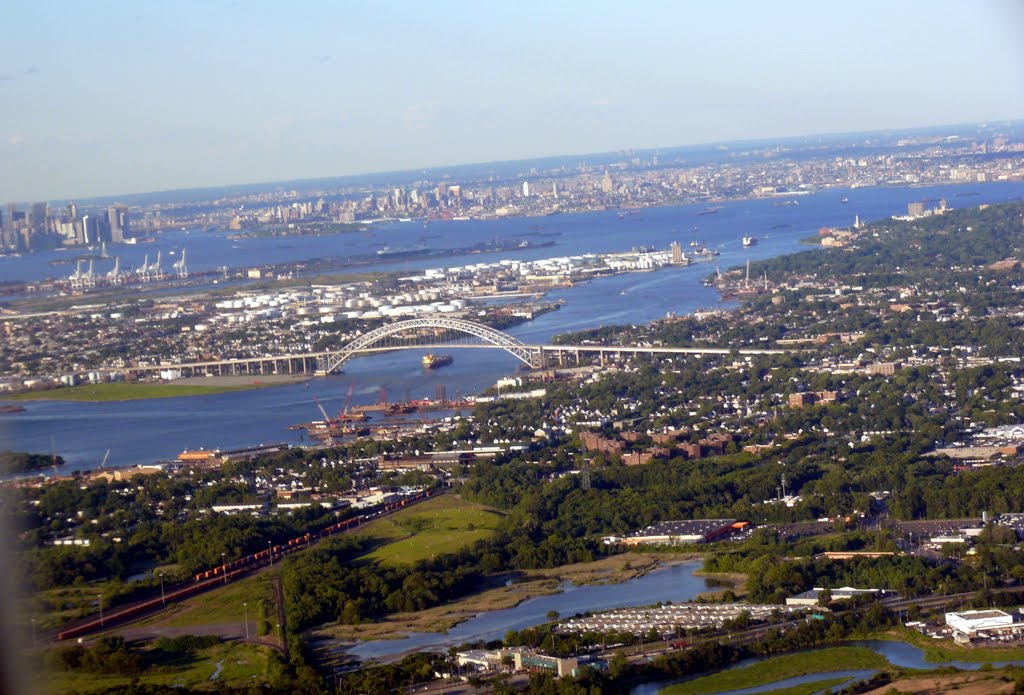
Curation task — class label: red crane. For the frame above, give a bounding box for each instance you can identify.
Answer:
[341,383,355,418]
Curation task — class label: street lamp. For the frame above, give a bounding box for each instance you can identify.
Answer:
[268,540,273,566]
[98,594,104,627]
[221,552,227,584]
[243,602,249,640]
[158,571,165,605]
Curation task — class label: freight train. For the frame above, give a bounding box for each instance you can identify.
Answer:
[55,490,433,641]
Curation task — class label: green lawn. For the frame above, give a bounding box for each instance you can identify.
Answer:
[44,641,280,693]
[7,382,269,402]
[663,647,892,695]
[29,572,176,631]
[353,495,504,566]
[156,572,277,629]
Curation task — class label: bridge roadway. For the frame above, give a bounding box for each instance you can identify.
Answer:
[121,343,795,377]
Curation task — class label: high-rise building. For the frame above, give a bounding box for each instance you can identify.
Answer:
[602,169,614,194]
[907,201,925,217]
[80,214,99,245]
[522,181,530,197]
[671,241,683,264]
[30,202,47,233]
[107,204,130,240]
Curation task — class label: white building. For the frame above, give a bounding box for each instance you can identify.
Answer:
[786,586,891,606]
[945,609,1022,639]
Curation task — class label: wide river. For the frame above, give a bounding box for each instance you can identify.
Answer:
[3,183,1024,472]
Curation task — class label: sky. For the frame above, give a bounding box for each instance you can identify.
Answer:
[1,0,1022,202]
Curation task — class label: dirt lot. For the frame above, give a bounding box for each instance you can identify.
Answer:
[863,672,1016,695]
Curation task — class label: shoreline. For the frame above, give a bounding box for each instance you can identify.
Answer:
[315,554,702,646]
[3,374,308,403]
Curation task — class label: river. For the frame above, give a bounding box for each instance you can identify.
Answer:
[629,638,1024,695]
[3,183,1024,472]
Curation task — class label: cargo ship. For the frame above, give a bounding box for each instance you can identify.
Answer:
[376,243,428,257]
[422,353,453,369]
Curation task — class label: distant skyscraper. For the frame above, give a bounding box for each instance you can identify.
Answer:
[602,169,613,194]
[907,201,925,217]
[108,205,129,242]
[552,182,558,198]
[30,202,47,233]
[522,181,530,197]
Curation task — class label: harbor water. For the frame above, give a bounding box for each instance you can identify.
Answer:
[3,183,1024,472]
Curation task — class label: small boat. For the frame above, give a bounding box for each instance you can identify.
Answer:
[840,197,849,204]
[742,236,757,247]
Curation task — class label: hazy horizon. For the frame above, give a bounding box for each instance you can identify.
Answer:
[2,0,1023,202]
[6,118,1023,206]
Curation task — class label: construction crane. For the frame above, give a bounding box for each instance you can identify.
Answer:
[313,396,333,423]
[311,396,339,446]
[341,383,355,418]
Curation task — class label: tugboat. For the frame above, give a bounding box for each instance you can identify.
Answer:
[422,353,453,369]
[742,236,757,247]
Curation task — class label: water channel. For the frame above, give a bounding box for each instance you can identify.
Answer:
[629,638,1024,695]
[329,561,712,663]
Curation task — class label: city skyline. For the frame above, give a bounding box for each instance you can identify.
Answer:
[1,0,1023,202]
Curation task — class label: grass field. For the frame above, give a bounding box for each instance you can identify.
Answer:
[142,571,278,629]
[352,494,505,566]
[43,641,279,694]
[663,647,892,695]
[7,381,278,402]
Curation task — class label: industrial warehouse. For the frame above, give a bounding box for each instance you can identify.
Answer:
[601,519,751,546]
[945,609,1024,643]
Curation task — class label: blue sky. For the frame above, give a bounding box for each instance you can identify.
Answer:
[1,0,1022,201]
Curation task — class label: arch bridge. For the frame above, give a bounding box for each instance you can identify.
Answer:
[121,317,796,378]
[317,317,542,373]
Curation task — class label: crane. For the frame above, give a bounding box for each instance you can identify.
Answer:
[136,254,149,280]
[106,257,124,285]
[312,396,332,424]
[172,248,188,278]
[340,383,355,418]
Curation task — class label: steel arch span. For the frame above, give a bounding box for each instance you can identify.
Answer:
[318,317,541,373]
